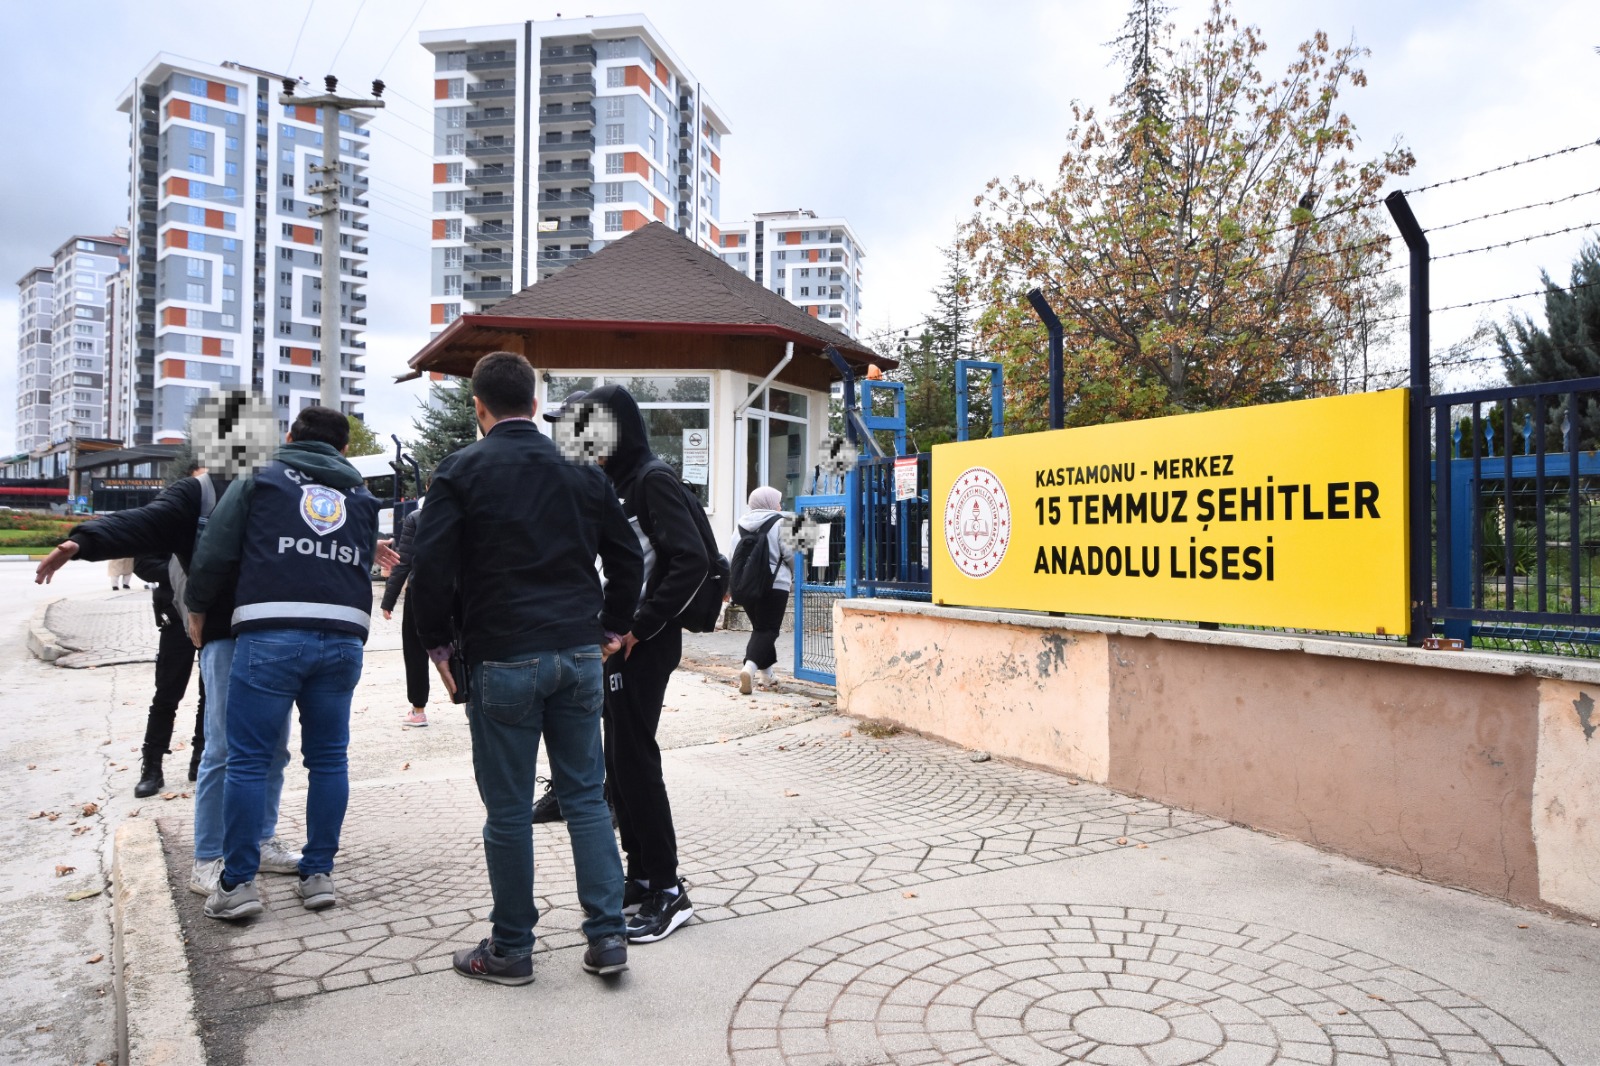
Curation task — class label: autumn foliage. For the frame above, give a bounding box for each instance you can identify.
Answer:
[964,1,1415,429]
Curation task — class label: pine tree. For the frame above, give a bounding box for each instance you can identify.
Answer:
[345,415,384,457]
[409,378,478,475]
[1498,240,1600,445]
[886,244,979,450]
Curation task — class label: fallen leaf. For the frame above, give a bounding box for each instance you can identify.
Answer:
[67,887,103,901]
[776,745,787,751]
[1116,837,1129,846]
[902,891,918,898]
[840,729,853,738]
[81,802,99,817]
[1367,994,1385,1001]
[783,789,800,798]
[1136,844,1148,850]
[1517,923,1529,929]
[86,953,103,964]
[127,809,140,818]
[1336,1009,1348,1016]
[28,811,45,820]
[34,1025,50,1033]
[179,791,191,798]
[173,742,185,751]
[55,865,76,877]
[47,812,59,821]
[72,826,91,836]
[718,735,730,744]
[161,792,178,800]
[26,764,36,770]
[401,762,411,771]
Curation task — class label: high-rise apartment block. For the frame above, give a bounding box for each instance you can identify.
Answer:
[38,233,128,444]
[116,55,371,442]
[718,210,865,339]
[420,15,730,329]
[15,267,55,452]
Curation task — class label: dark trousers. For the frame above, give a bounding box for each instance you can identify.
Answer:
[400,592,430,709]
[144,620,205,758]
[603,625,682,887]
[742,588,790,671]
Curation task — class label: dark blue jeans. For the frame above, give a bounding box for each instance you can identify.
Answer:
[222,629,364,885]
[467,646,624,956]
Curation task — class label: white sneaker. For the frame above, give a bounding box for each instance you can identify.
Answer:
[258,837,303,875]
[759,668,776,689]
[739,660,755,695]
[189,856,224,896]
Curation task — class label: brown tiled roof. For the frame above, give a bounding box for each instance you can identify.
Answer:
[485,222,876,359]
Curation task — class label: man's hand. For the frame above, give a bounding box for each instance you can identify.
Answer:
[619,632,639,661]
[382,608,393,621]
[376,539,399,574]
[433,658,457,697]
[35,540,80,585]
[601,634,623,662]
[187,612,206,649]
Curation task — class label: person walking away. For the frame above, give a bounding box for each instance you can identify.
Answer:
[108,557,134,591]
[184,406,381,921]
[34,461,308,892]
[733,486,794,694]
[584,383,707,944]
[411,352,644,983]
[380,502,429,727]
[130,549,207,796]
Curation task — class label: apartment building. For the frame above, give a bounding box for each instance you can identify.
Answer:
[420,15,731,330]
[15,267,54,452]
[116,55,371,442]
[717,210,865,339]
[41,233,129,444]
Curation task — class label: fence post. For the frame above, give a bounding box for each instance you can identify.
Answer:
[1385,191,1432,646]
[1026,289,1065,430]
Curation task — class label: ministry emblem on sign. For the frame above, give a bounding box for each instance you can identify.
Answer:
[299,485,347,536]
[945,467,1010,577]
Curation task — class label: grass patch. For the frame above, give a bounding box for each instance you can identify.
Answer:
[857,718,902,738]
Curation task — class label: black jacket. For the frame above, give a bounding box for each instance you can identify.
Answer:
[380,508,420,613]
[68,476,236,645]
[586,384,710,641]
[409,418,644,665]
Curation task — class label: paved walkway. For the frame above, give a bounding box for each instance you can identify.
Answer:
[33,590,1600,1065]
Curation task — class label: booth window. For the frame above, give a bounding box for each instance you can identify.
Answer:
[547,374,712,505]
[744,384,809,509]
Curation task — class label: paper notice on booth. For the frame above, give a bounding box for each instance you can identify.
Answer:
[682,428,710,485]
[812,521,832,571]
[894,457,918,502]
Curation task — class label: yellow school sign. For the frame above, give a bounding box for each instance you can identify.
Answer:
[931,390,1410,634]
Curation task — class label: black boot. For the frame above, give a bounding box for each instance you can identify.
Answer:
[134,750,165,799]
[531,777,563,823]
[188,745,202,782]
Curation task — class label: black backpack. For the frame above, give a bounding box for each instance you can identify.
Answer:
[637,461,729,633]
[729,515,781,608]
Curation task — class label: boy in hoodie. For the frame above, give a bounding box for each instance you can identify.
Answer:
[184,405,382,921]
[581,383,708,944]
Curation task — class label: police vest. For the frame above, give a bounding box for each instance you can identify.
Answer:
[230,460,380,639]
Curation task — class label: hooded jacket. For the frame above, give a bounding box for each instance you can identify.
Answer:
[185,441,380,639]
[586,384,710,641]
[736,507,795,594]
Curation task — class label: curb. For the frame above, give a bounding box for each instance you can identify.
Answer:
[26,596,67,662]
[112,819,206,1066]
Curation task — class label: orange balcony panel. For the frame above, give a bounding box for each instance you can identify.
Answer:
[166,177,190,197]
[652,198,667,222]
[432,218,449,239]
[655,60,669,85]
[709,224,721,245]
[291,225,317,245]
[623,209,649,232]
[205,209,224,229]
[161,307,186,326]
[206,81,227,102]
[710,152,720,174]
[783,231,801,245]
[289,347,314,367]
[434,163,449,184]
[808,249,819,263]
[162,359,186,379]
[623,65,651,92]
[435,79,450,100]
[295,106,318,124]
[201,336,222,356]
[164,229,189,249]
[167,99,191,120]
[431,304,447,324]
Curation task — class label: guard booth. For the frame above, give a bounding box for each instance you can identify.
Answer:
[402,222,893,553]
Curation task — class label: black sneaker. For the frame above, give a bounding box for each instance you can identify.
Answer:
[582,934,629,976]
[625,881,694,943]
[133,753,164,799]
[531,777,563,823]
[623,878,649,916]
[188,748,202,782]
[451,938,534,986]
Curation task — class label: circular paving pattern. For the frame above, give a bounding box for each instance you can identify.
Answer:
[728,904,1560,1066]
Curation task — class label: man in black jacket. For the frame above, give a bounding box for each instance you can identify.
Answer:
[380,505,429,727]
[411,352,644,984]
[582,383,708,944]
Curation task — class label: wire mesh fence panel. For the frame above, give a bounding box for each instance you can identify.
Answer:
[857,455,933,600]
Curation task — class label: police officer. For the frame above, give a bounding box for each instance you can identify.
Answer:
[184,405,382,921]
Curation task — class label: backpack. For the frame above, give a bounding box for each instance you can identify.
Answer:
[166,473,217,629]
[636,461,729,633]
[729,515,782,608]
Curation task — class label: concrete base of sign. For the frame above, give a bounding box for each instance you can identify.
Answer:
[834,599,1600,922]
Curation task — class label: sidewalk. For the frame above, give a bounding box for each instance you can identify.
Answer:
[41,591,1600,1066]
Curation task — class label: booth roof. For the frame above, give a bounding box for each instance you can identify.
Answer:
[404,222,893,383]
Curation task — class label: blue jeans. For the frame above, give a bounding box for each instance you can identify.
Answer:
[467,646,623,955]
[222,629,363,884]
[194,638,289,862]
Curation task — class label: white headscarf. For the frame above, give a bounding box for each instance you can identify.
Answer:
[748,486,783,511]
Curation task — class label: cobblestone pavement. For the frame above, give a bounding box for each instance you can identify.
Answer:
[44,587,162,668]
[730,904,1557,1066]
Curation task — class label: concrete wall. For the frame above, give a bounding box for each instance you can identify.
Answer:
[836,601,1600,921]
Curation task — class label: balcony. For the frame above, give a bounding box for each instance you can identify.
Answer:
[536,223,593,241]
[465,139,515,158]
[463,281,513,298]
[538,164,593,184]
[538,133,595,156]
[466,52,516,71]
[466,81,515,101]
[465,168,515,187]
[466,109,515,130]
[539,74,595,96]
[536,249,592,267]
[540,45,596,68]
[540,103,595,127]
[537,192,594,210]
[464,196,514,217]
[140,119,158,139]
[463,253,512,271]
[141,147,159,162]
[677,122,691,141]
[465,226,513,244]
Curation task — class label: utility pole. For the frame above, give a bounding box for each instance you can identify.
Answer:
[279,75,385,410]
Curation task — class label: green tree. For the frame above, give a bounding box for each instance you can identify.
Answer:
[880,244,984,451]
[409,378,478,475]
[345,415,384,457]
[964,0,1414,430]
[1497,240,1600,447]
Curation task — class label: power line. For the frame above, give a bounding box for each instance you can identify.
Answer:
[327,0,371,73]
[285,0,317,73]
[378,0,432,77]
[1428,187,1600,234]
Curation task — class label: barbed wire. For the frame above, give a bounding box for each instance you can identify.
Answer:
[1403,138,1600,198]
[1427,187,1600,233]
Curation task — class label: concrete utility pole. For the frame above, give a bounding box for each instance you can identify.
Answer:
[279,76,385,410]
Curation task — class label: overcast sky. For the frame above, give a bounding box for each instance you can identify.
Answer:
[2,0,1597,451]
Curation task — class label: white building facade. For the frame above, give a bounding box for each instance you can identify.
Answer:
[420,15,731,332]
[718,210,865,339]
[116,55,371,442]
[15,267,55,452]
[46,233,127,444]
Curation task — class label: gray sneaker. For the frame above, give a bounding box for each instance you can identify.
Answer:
[188,857,224,897]
[296,872,336,911]
[258,837,303,874]
[204,879,263,922]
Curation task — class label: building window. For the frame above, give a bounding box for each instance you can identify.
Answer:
[444,247,462,268]
[444,219,462,240]
[186,258,205,278]
[188,154,206,172]
[443,302,460,323]
[445,133,465,155]
[605,97,625,118]
[445,78,464,99]
[444,107,465,129]
[443,275,461,296]
[279,295,292,309]
[604,183,623,203]
[187,283,205,301]
[445,190,464,211]
[606,40,624,59]
[189,130,207,149]
[605,153,623,175]
[446,162,463,183]
[606,67,625,88]
[222,287,235,302]
[605,124,624,146]
[605,211,623,232]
